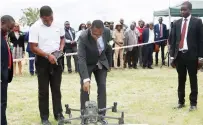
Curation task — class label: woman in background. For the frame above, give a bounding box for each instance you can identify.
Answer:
[8,23,25,75]
[74,23,86,42]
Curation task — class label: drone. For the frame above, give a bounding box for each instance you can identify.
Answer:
[58,101,124,125]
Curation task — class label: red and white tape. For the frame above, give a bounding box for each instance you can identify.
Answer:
[13,39,167,62]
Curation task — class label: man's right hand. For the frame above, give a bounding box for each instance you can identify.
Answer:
[170,58,176,68]
[83,81,90,94]
[48,54,57,64]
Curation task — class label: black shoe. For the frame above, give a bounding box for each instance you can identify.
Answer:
[148,66,153,69]
[41,120,51,125]
[99,119,108,125]
[143,66,146,69]
[55,113,64,121]
[133,66,138,69]
[174,104,185,109]
[30,72,34,76]
[68,70,72,73]
[155,63,158,66]
[189,106,197,111]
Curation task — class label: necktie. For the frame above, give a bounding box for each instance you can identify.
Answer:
[4,36,12,69]
[160,24,163,38]
[97,41,102,55]
[179,18,188,49]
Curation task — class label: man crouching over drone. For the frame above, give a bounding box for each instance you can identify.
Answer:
[77,20,112,125]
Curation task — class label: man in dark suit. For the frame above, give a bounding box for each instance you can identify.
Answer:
[78,20,112,124]
[154,17,167,65]
[1,15,15,125]
[63,21,77,73]
[170,1,203,111]
[142,22,155,69]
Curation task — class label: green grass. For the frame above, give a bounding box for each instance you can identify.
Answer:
[7,64,203,125]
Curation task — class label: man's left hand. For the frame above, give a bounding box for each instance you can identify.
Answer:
[198,58,203,70]
[71,41,76,44]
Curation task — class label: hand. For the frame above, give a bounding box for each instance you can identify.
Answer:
[71,41,76,44]
[48,54,57,64]
[170,58,176,68]
[83,81,90,94]
[197,60,203,70]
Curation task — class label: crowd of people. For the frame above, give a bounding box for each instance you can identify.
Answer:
[1,1,203,125]
[8,16,169,76]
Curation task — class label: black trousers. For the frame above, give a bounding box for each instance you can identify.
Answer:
[143,44,153,67]
[1,82,8,125]
[155,39,166,64]
[62,46,78,72]
[127,47,139,68]
[175,52,198,106]
[35,56,63,120]
[80,66,107,116]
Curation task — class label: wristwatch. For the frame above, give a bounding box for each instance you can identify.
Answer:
[45,54,49,59]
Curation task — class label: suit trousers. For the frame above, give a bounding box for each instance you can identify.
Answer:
[63,46,78,72]
[155,39,166,64]
[28,52,35,74]
[175,52,198,106]
[1,82,8,125]
[138,46,143,66]
[127,47,139,68]
[35,56,63,120]
[143,44,153,67]
[80,66,107,116]
[114,44,124,68]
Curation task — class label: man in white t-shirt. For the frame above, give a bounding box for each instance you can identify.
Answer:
[29,6,65,125]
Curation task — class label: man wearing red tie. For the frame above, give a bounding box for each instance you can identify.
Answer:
[154,17,167,66]
[170,1,203,111]
[1,15,15,125]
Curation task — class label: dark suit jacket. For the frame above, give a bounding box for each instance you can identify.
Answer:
[1,35,13,83]
[170,16,203,60]
[142,28,155,43]
[64,27,76,50]
[8,31,25,51]
[104,27,112,66]
[154,23,167,40]
[77,29,112,81]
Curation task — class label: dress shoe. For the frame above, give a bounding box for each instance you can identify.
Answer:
[148,66,153,69]
[41,120,51,125]
[133,66,138,69]
[98,119,108,125]
[189,106,197,111]
[68,70,72,73]
[174,104,185,109]
[55,113,64,121]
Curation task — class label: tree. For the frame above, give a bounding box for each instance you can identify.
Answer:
[19,7,40,26]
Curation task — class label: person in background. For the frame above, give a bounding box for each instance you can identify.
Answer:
[74,23,86,42]
[104,21,110,28]
[154,17,167,66]
[86,21,91,29]
[170,1,203,111]
[137,20,145,67]
[25,23,36,76]
[8,23,25,76]
[109,21,114,38]
[113,23,125,69]
[142,22,155,69]
[1,15,15,125]
[120,18,128,31]
[124,23,139,69]
[29,6,65,125]
[63,21,78,73]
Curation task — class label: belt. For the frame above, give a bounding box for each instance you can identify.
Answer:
[179,50,188,53]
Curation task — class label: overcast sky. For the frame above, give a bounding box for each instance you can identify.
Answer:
[0,0,188,30]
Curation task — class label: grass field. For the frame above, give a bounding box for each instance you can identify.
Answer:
[7,63,203,125]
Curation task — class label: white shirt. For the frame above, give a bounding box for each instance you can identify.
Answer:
[179,15,191,51]
[29,20,65,53]
[148,29,154,43]
[14,32,20,39]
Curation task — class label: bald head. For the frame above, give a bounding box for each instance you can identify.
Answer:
[1,15,15,33]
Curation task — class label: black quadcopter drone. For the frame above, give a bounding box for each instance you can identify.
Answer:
[58,101,124,125]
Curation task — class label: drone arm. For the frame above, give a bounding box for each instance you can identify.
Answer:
[70,108,81,112]
[98,107,113,112]
[100,115,120,120]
